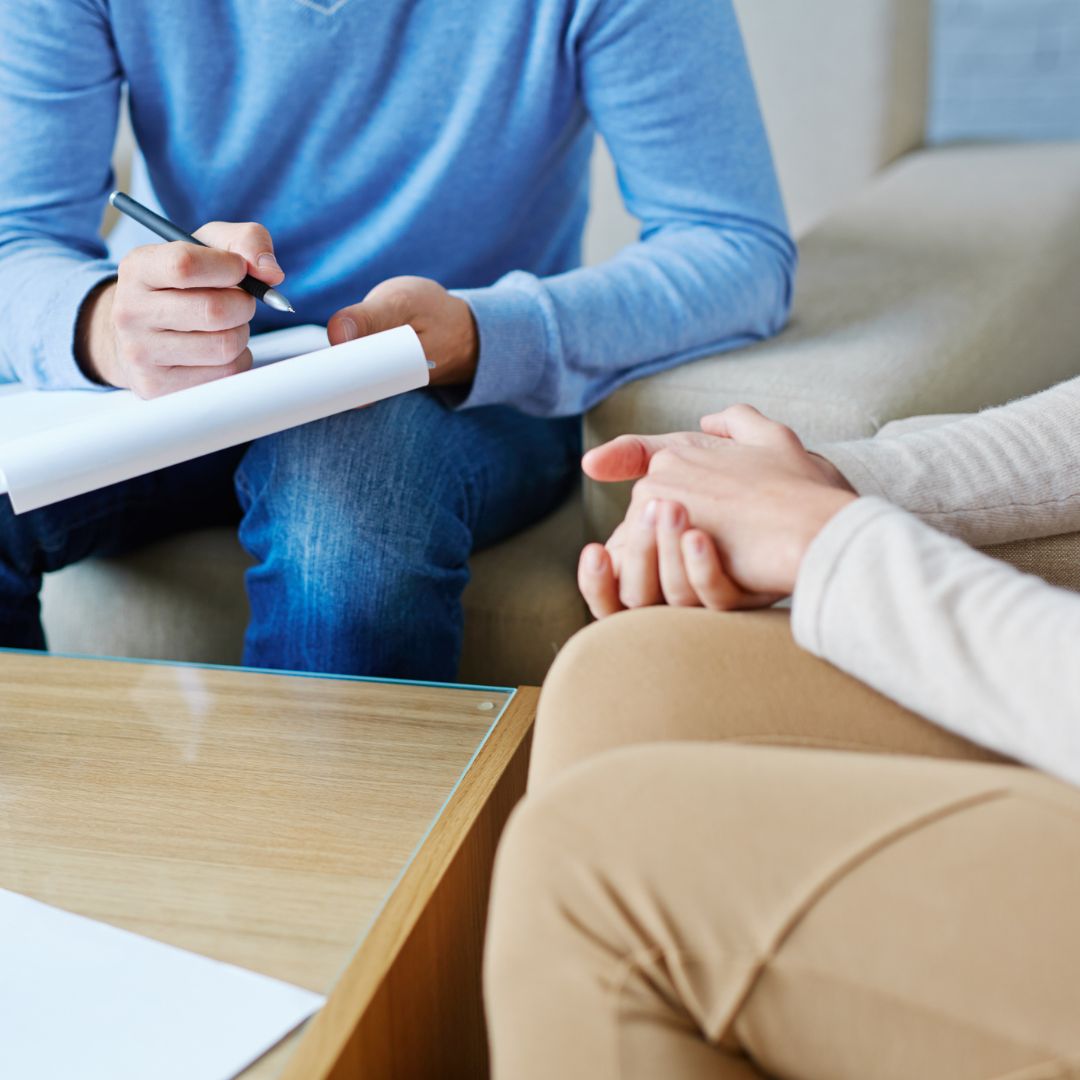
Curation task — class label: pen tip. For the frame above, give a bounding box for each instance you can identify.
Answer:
[261,288,295,314]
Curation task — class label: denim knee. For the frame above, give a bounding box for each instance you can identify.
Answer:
[236,396,471,573]
[234,396,474,675]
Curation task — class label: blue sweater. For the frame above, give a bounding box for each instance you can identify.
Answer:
[0,0,795,417]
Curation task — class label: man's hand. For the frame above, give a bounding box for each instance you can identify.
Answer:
[327,276,478,386]
[577,405,857,619]
[77,221,285,399]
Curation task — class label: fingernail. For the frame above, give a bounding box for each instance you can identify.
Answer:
[339,317,358,342]
[256,252,282,274]
[586,547,605,572]
[643,499,659,526]
[688,533,707,556]
[664,503,685,529]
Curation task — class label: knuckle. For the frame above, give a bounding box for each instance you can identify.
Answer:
[119,338,149,369]
[238,222,266,244]
[368,280,415,318]
[203,294,228,328]
[216,331,238,363]
[350,308,376,338]
[111,298,136,331]
[688,558,721,588]
[169,246,198,282]
[119,246,151,279]
[648,448,677,475]
[220,326,248,361]
[385,288,413,315]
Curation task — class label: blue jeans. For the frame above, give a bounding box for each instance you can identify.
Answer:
[0,391,580,680]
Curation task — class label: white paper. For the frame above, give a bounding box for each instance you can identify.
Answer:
[0,324,429,512]
[0,887,325,1080]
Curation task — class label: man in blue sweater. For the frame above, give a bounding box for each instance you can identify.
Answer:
[0,0,794,680]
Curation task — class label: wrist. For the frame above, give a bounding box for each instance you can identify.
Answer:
[810,452,856,494]
[782,487,859,591]
[75,278,119,386]
[427,295,479,387]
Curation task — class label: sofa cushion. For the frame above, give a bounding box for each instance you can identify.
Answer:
[460,489,587,687]
[40,488,588,687]
[585,141,1080,539]
[40,528,252,667]
[734,0,930,235]
[584,0,932,265]
[982,533,1080,595]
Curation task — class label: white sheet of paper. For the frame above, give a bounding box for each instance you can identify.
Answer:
[0,887,325,1080]
[0,324,429,511]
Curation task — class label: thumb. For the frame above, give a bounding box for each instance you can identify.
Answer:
[327,300,405,347]
[582,433,692,482]
[329,278,424,346]
[193,220,284,286]
[700,404,803,450]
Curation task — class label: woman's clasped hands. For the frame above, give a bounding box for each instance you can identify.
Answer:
[578,404,858,620]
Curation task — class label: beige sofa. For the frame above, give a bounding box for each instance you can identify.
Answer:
[41,0,1080,685]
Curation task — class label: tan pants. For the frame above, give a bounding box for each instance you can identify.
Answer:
[485,609,1080,1080]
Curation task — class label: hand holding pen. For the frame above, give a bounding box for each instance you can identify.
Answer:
[78,191,477,398]
[75,192,294,399]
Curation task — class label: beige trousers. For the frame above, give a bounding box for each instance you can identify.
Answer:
[485,609,1080,1080]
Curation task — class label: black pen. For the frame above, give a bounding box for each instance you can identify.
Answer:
[109,191,295,313]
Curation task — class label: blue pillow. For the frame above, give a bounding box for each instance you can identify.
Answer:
[929,0,1080,142]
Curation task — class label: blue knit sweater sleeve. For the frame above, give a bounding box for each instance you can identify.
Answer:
[0,0,121,389]
[453,0,796,417]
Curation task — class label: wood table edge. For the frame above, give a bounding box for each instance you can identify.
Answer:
[278,685,540,1079]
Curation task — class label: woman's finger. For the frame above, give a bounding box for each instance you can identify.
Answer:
[680,530,747,611]
[699,403,803,451]
[578,543,623,620]
[656,501,699,607]
[605,521,629,579]
[617,500,662,609]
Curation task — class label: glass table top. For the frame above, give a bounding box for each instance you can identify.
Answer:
[0,648,515,1077]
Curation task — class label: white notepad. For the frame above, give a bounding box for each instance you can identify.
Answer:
[0,324,429,513]
[0,887,325,1080]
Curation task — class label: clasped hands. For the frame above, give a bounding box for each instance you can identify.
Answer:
[79,220,477,397]
[579,405,857,620]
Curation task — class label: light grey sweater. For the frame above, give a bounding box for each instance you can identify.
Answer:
[794,376,1080,786]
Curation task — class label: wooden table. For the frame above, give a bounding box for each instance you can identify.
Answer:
[0,651,538,1078]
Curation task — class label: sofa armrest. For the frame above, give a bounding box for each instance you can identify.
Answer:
[584,142,1080,539]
